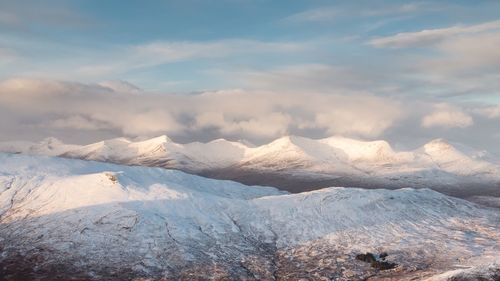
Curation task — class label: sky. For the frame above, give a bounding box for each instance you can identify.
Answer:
[1,0,500,152]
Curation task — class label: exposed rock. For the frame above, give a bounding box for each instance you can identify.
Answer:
[355,252,397,271]
[105,172,118,183]
[356,252,377,263]
[379,252,388,260]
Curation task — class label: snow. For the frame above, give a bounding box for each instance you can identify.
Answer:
[420,138,496,175]
[182,139,250,167]
[0,153,498,279]
[424,261,500,280]
[319,136,406,162]
[1,135,500,195]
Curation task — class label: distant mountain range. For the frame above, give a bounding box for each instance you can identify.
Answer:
[0,153,498,280]
[1,135,499,197]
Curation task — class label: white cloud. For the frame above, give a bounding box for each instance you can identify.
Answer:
[50,115,110,130]
[284,7,338,23]
[366,19,500,98]
[219,63,387,94]
[284,2,434,23]
[314,100,401,137]
[421,104,473,129]
[474,105,500,119]
[426,32,500,74]
[195,111,291,138]
[0,78,405,142]
[369,19,500,48]
[120,111,181,136]
[75,39,309,77]
[2,78,500,154]
[0,35,311,82]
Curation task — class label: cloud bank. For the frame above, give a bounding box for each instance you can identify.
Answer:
[421,104,473,129]
[2,78,499,154]
[0,78,405,143]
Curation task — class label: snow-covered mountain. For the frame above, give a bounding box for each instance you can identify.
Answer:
[1,135,499,197]
[0,153,498,280]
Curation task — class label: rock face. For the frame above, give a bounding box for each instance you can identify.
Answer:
[356,252,378,263]
[0,153,499,280]
[355,252,397,270]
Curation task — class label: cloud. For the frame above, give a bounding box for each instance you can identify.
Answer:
[0,78,112,97]
[217,63,390,94]
[283,2,434,23]
[50,115,110,130]
[284,7,339,23]
[366,19,500,98]
[195,111,291,138]
[0,38,309,82]
[0,47,17,64]
[120,111,181,136]
[0,1,90,28]
[421,104,473,129]
[406,31,500,99]
[74,39,309,77]
[363,3,425,16]
[425,32,500,75]
[474,105,500,119]
[319,93,404,136]
[2,78,500,154]
[369,19,500,48]
[0,78,406,143]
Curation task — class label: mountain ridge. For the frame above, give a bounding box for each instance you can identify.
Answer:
[1,135,499,197]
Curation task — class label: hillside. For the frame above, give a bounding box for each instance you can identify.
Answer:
[0,153,498,280]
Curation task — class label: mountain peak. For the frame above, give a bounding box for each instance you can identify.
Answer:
[423,138,454,152]
[144,135,171,144]
[103,137,132,144]
[129,135,173,155]
[206,138,249,149]
[208,138,232,144]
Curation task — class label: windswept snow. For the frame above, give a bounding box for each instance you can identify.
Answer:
[0,153,498,280]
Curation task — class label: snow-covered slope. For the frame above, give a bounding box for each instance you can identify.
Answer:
[0,153,498,280]
[0,137,80,157]
[1,135,499,197]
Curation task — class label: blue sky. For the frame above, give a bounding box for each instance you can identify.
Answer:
[1,0,499,96]
[1,0,500,151]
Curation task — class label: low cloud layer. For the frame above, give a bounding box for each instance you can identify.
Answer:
[1,78,499,154]
[421,104,473,129]
[0,78,402,142]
